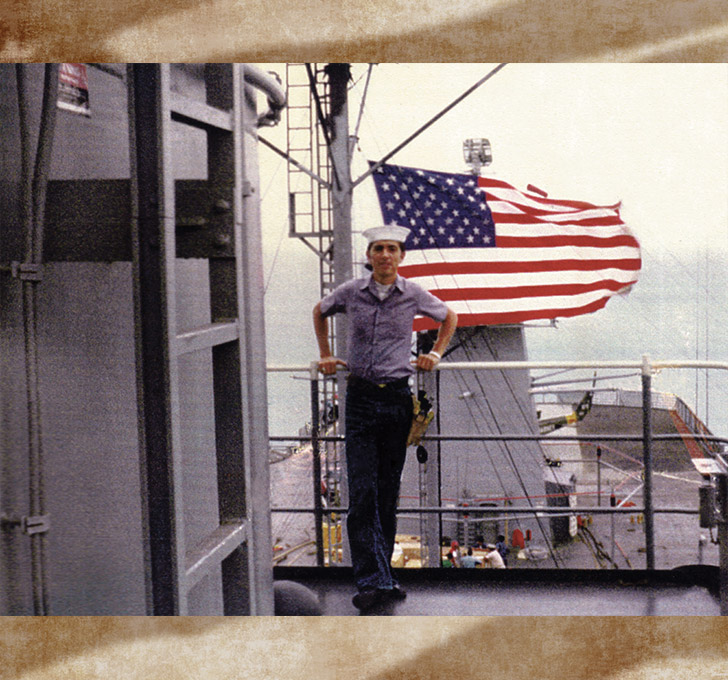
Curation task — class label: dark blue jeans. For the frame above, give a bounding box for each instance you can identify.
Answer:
[345,376,413,592]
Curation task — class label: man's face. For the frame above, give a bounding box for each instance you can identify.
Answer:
[366,240,404,278]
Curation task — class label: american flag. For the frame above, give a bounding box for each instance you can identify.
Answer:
[370,161,641,331]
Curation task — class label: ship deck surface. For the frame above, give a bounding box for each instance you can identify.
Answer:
[274,565,721,616]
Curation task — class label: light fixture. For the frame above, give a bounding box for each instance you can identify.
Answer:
[463,138,492,175]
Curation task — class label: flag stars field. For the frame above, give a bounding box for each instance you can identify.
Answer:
[371,161,641,332]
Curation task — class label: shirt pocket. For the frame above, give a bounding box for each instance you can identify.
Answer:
[351,307,376,342]
[379,300,416,339]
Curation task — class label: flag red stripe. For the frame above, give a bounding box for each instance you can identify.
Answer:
[413,298,611,331]
[372,162,641,329]
[399,258,642,278]
[487,194,621,217]
[479,177,610,211]
[495,234,640,249]
[432,279,634,301]
[490,211,625,227]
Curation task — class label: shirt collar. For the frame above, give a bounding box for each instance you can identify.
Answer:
[361,273,406,293]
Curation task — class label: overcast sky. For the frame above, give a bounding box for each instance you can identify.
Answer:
[257,63,728,438]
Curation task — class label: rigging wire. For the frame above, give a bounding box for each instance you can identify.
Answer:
[442,328,551,547]
[353,63,508,190]
[353,65,726,406]
[450,361,561,565]
[368,118,728,431]
[478,329,577,497]
[349,72,575,566]
[638,241,728,362]
[350,64,374,153]
[449,370,512,502]
[261,155,287,294]
[460,336,563,567]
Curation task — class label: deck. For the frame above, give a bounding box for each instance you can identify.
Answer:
[273,564,721,616]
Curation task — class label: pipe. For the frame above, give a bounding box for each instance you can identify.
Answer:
[16,63,60,615]
[309,363,325,567]
[271,505,700,516]
[641,355,656,570]
[266,359,728,373]
[243,65,286,128]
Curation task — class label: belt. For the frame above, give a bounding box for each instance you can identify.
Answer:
[348,375,410,391]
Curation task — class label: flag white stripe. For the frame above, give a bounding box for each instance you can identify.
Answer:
[438,289,629,314]
[406,269,639,291]
[488,201,622,222]
[492,222,633,239]
[403,246,640,265]
[372,162,641,327]
[481,186,616,213]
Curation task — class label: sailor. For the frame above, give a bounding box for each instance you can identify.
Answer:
[495,533,509,567]
[484,543,507,569]
[460,547,481,568]
[313,224,458,611]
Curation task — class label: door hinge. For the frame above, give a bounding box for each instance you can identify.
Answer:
[10,262,43,281]
[1,513,51,535]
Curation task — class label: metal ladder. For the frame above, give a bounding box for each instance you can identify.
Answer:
[285,63,335,297]
[127,64,272,614]
[284,64,345,565]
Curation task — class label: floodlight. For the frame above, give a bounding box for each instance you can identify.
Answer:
[463,138,492,174]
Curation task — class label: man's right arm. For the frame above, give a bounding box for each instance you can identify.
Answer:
[313,302,347,376]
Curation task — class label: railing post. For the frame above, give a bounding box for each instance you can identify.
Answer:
[610,486,616,562]
[310,362,325,567]
[597,446,602,507]
[420,368,441,567]
[641,354,656,569]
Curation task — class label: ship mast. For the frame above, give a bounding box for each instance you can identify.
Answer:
[278,63,517,569]
[283,63,355,565]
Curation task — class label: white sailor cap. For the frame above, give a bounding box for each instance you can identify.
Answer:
[362,224,411,245]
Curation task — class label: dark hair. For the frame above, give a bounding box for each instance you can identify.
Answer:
[366,241,406,255]
[365,241,406,271]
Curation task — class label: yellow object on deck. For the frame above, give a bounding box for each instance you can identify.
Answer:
[407,395,434,446]
[322,520,343,563]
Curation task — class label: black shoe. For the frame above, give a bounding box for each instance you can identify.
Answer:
[352,589,383,611]
[388,585,407,601]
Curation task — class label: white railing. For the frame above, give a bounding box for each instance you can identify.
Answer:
[268,356,728,614]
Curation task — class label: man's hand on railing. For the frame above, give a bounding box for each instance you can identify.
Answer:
[415,351,441,372]
[317,355,347,376]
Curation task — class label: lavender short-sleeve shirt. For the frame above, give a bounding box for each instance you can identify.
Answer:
[319,274,449,382]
